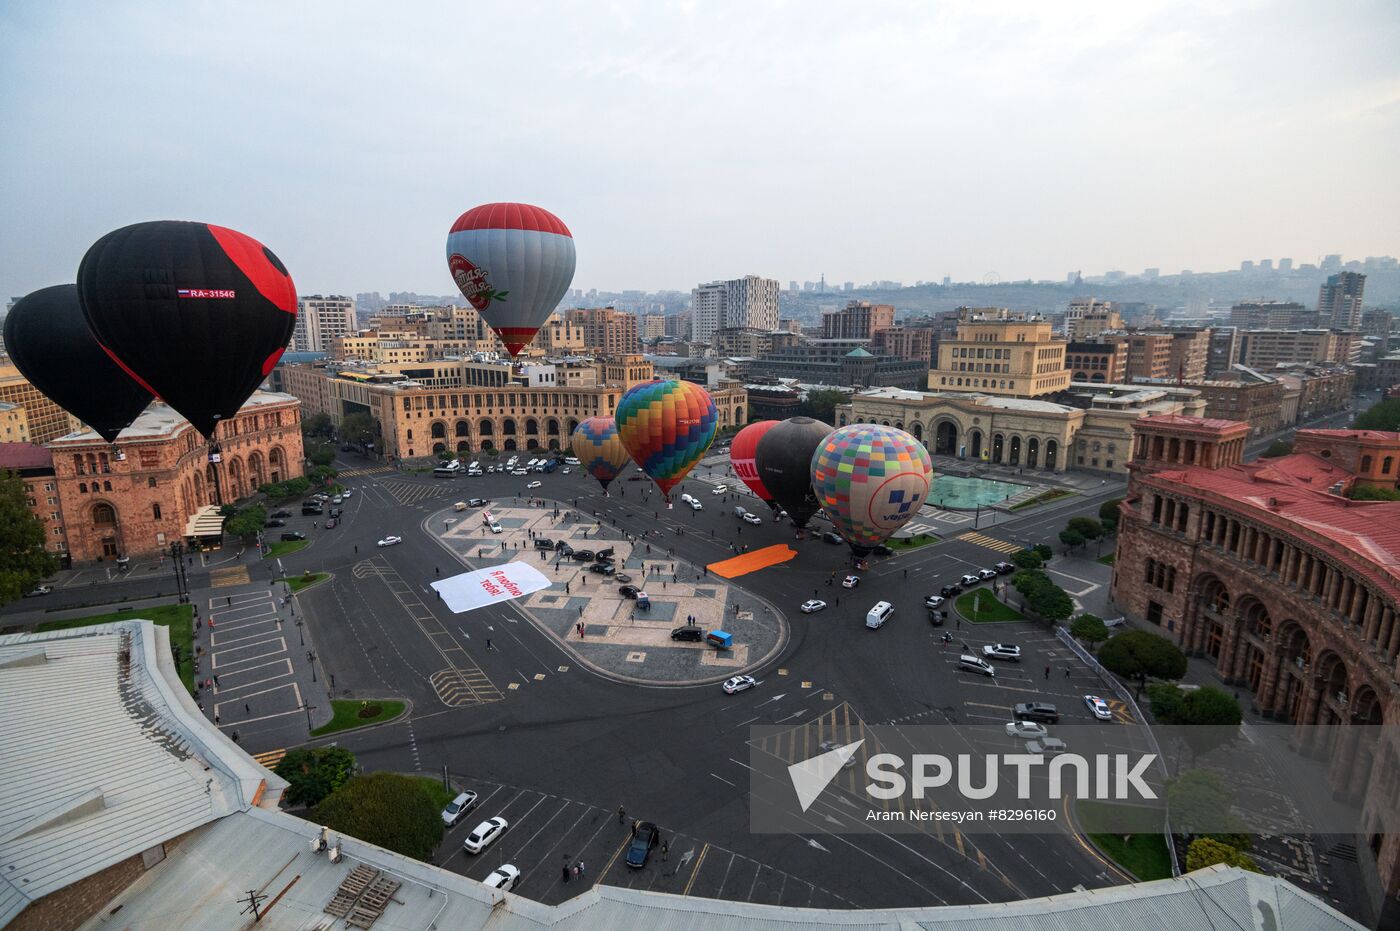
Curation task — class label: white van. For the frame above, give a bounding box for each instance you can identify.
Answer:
[958,654,996,677]
[564,456,580,465]
[865,601,894,629]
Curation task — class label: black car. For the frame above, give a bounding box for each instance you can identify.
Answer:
[619,585,640,599]
[588,562,615,575]
[328,508,342,519]
[928,609,945,626]
[995,561,1017,575]
[822,531,843,545]
[871,544,894,557]
[301,504,323,516]
[939,583,963,598]
[270,510,292,519]
[626,821,659,868]
[626,475,646,481]
[614,573,633,583]
[595,547,615,561]
[265,519,286,528]
[569,549,596,562]
[280,532,306,542]
[670,625,704,642]
[533,538,555,550]
[1013,702,1060,724]
[553,539,571,550]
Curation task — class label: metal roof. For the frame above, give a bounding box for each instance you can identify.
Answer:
[0,621,281,927]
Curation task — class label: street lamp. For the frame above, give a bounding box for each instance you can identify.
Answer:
[306,650,317,682]
[302,702,316,731]
[296,618,304,646]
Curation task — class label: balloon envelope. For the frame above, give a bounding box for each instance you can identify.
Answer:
[3,285,153,443]
[810,423,933,554]
[77,221,297,441]
[730,420,779,507]
[571,416,630,490]
[753,417,834,527]
[446,203,576,357]
[614,380,717,497]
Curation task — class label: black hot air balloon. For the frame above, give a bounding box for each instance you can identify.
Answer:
[3,285,153,443]
[77,221,297,440]
[753,416,835,528]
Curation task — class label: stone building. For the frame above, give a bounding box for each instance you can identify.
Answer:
[1110,416,1400,914]
[0,361,80,444]
[564,306,641,356]
[930,318,1069,398]
[870,325,934,365]
[1065,341,1127,383]
[0,443,68,566]
[820,300,894,339]
[46,393,304,562]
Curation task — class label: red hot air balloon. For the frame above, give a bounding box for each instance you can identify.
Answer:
[77,221,297,441]
[445,203,576,357]
[3,285,152,443]
[730,420,779,509]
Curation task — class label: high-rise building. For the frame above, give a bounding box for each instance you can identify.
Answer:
[1317,272,1366,330]
[1278,258,1293,272]
[723,275,780,332]
[639,313,667,340]
[664,311,692,340]
[928,319,1069,398]
[293,295,357,352]
[1106,332,1174,381]
[821,300,895,339]
[1237,330,1361,367]
[1361,308,1393,340]
[1065,341,1127,383]
[0,361,81,443]
[690,282,727,344]
[564,307,640,356]
[1065,298,1122,340]
[870,326,935,365]
[1229,301,1317,330]
[1207,327,1241,375]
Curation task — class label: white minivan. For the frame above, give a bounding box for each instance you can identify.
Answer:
[866,601,894,629]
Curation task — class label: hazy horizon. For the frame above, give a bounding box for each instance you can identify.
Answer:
[2,1,1397,301]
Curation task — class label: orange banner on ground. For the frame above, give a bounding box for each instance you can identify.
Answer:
[707,544,798,579]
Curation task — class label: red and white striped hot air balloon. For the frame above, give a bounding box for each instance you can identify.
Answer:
[445,203,576,357]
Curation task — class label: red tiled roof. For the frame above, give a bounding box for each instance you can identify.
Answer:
[1139,414,1250,433]
[0,443,53,471]
[1297,429,1400,441]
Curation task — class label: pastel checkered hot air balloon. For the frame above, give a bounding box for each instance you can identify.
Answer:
[614,380,718,498]
[810,423,933,556]
[445,203,576,357]
[571,416,630,491]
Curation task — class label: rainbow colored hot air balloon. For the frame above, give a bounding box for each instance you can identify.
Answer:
[445,203,576,357]
[810,423,933,555]
[729,420,779,509]
[614,380,718,497]
[571,416,631,491]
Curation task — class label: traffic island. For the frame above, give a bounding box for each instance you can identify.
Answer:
[953,589,1024,623]
[309,698,408,737]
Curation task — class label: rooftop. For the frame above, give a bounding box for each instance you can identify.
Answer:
[0,442,52,471]
[48,392,299,446]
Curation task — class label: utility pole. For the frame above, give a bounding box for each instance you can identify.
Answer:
[302,702,316,731]
[306,650,317,682]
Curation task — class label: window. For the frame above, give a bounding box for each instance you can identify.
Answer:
[79,483,88,493]
[103,481,112,491]
[148,477,157,487]
[1385,457,1394,475]
[153,503,162,520]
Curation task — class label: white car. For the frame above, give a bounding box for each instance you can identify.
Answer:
[841,575,860,589]
[977,568,998,581]
[819,739,859,769]
[1026,737,1068,755]
[742,512,762,525]
[800,599,827,613]
[462,816,508,854]
[924,595,944,609]
[377,535,402,547]
[332,495,343,505]
[561,468,571,474]
[982,643,1022,662]
[711,484,728,494]
[511,468,529,476]
[489,522,503,534]
[1084,695,1114,721]
[441,790,479,826]
[341,489,354,498]
[23,585,53,598]
[526,481,542,489]
[959,573,981,586]
[1005,720,1048,740]
[722,674,757,694]
[564,456,580,465]
[482,864,520,892]
[688,499,703,511]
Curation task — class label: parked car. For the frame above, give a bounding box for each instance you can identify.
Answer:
[959,573,982,586]
[982,643,1022,662]
[564,456,580,465]
[924,594,945,609]
[526,481,542,489]
[626,821,660,868]
[482,864,520,892]
[265,519,286,528]
[1013,702,1060,724]
[441,790,479,826]
[994,561,1016,575]
[822,531,844,545]
[468,498,488,507]
[280,532,306,542]
[23,585,52,598]
[614,573,633,584]
[341,489,353,498]
[800,599,827,613]
[742,512,762,525]
[841,575,860,588]
[1026,737,1068,756]
[1005,720,1048,740]
[533,538,555,550]
[462,816,508,854]
[324,518,338,529]
[595,547,615,561]
[328,508,342,518]
[722,674,757,694]
[958,654,996,677]
[1084,695,1114,721]
[619,585,640,599]
[377,535,402,547]
[977,568,998,581]
[939,583,963,598]
[270,510,292,519]
[569,549,596,562]
[331,496,343,505]
[711,484,728,494]
[588,562,615,575]
[670,625,704,642]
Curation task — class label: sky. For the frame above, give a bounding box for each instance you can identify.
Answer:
[2,0,1398,300]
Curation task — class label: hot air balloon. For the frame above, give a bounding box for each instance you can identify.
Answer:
[810,423,933,555]
[729,420,779,510]
[571,416,631,492]
[614,380,717,498]
[77,221,297,441]
[754,416,834,527]
[3,285,153,443]
[445,203,576,357]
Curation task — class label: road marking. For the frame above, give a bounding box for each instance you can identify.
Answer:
[252,748,286,768]
[710,772,736,787]
[682,843,710,896]
[954,531,1021,554]
[599,833,632,879]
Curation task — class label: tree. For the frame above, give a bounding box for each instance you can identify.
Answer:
[1070,613,1110,650]
[274,746,357,807]
[1098,498,1124,525]
[1099,630,1188,680]
[1348,484,1400,501]
[1160,685,1242,726]
[1012,568,1075,622]
[1033,543,1054,562]
[302,412,335,437]
[223,505,267,540]
[313,772,443,860]
[307,442,336,467]
[1066,516,1104,540]
[1011,548,1043,570]
[307,465,338,486]
[1059,528,1085,551]
[340,412,374,445]
[1186,837,1258,873]
[0,470,58,603]
[1353,398,1400,432]
[1260,439,1293,458]
[801,388,850,425]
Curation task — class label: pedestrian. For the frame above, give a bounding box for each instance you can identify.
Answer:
[956,617,961,630]
[244,703,250,714]
[214,712,221,724]
[617,806,625,823]
[227,596,232,606]
[213,674,220,686]
[571,865,580,880]
[578,860,585,878]
[486,638,493,650]
[231,730,240,743]
[578,605,583,616]
[631,820,638,837]
[354,545,358,553]
[835,596,840,607]
[1065,667,1071,678]
[1044,665,1050,680]
[662,841,669,861]
[563,864,571,884]
[436,566,440,575]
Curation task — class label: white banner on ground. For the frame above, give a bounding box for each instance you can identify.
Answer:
[431,562,551,613]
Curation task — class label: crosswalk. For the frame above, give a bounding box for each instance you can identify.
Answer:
[954,531,1021,554]
[430,667,505,706]
[380,480,451,505]
[252,748,287,769]
[209,566,251,588]
[337,466,394,478]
